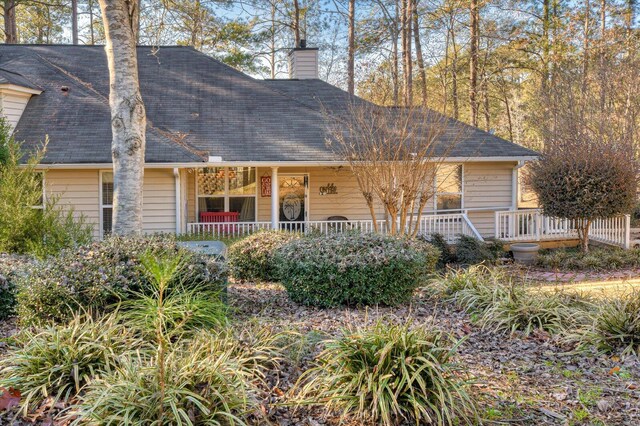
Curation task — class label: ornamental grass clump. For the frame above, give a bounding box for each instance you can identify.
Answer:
[73,252,268,425]
[437,267,578,336]
[432,264,500,298]
[227,230,299,282]
[478,287,577,336]
[570,291,640,357]
[275,232,439,307]
[295,321,477,426]
[0,312,143,415]
[76,330,273,426]
[536,247,640,271]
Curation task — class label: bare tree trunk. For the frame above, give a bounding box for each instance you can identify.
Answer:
[450,20,459,120]
[270,0,276,78]
[392,0,399,106]
[541,0,550,95]
[582,0,591,96]
[89,0,96,44]
[469,0,479,126]
[413,1,427,107]
[347,0,355,94]
[72,0,79,44]
[599,0,606,113]
[292,0,301,46]
[4,0,17,43]
[401,0,413,106]
[99,0,146,235]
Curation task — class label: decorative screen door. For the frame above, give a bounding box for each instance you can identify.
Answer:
[279,175,308,230]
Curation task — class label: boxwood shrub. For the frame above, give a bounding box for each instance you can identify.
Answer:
[275,232,439,307]
[16,235,228,325]
[0,254,35,321]
[227,230,299,282]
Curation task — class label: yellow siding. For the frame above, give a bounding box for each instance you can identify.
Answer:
[0,92,31,129]
[255,166,385,222]
[45,169,101,239]
[142,169,176,234]
[464,162,516,237]
[45,168,177,239]
[46,163,517,239]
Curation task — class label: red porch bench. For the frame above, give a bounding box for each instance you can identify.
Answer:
[199,211,240,234]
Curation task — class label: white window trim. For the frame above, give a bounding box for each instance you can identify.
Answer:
[434,164,464,213]
[99,170,113,240]
[195,167,258,222]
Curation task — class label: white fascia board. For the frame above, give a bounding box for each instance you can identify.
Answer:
[0,84,42,96]
[33,156,537,170]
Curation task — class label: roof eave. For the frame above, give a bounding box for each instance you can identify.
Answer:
[33,155,538,169]
[0,83,43,96]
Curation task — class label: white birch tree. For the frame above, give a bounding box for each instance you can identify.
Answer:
[98,0,146,235]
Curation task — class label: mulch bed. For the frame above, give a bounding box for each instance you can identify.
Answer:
[503,263,640,284]
[1,280,639,425]
[228,281,640,426]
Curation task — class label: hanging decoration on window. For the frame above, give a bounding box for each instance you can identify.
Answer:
[261,175,272,197]
[198,168,224,195]
[319,183,337,195]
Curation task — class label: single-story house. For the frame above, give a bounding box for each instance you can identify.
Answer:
[0,43,541,242]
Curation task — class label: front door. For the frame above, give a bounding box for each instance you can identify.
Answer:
[279,175,308,231]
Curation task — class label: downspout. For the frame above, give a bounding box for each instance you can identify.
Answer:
[173,168,181,235]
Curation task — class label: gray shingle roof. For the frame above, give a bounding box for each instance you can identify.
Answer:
[0,66,42,91]
[0,45,537,164]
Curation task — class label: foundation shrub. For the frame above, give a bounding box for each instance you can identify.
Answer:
[227,230,299,282]
[16,235,227,325]
[275,232,439,307]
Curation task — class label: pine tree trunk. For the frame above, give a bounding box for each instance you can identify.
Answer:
[582,0,591,97]
[99,0,146,235]
[347,0,355,95]
[72,0,79,44]
[401,0,413,106]
[4,0,17,43]
[293,0,301,46]
[469,0,479,126]
[451,21,459,120]
[413,1,427,107]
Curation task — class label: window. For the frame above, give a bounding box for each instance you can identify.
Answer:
[435,164,463,212]
[197,167,256,222]
[101,171,114,236]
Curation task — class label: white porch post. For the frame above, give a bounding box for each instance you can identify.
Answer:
[271,167,279,230]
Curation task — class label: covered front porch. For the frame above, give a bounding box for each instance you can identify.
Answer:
[177,165,632,249]
[180,163,511,242]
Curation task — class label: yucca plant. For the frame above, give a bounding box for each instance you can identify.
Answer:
[76,331,269,426]
[295,321,477,426]
[0,312,143,415]
[571,291,640,356]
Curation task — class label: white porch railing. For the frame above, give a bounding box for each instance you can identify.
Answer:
[187,213,483,242]
[495,209,631,249]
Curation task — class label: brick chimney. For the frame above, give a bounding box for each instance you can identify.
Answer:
[288,39,319,79]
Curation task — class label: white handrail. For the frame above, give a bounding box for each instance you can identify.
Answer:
[495,210,630,249]
[186,213,484,243]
